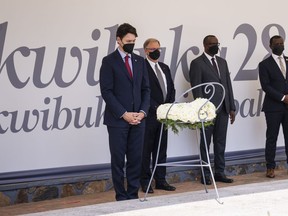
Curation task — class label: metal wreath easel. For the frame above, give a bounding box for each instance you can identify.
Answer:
[140,82,225,204]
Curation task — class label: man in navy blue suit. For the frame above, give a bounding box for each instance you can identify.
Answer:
[259,35,288,178]
[99,23,150,201]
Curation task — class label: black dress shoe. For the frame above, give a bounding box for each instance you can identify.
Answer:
[155,182,176,191]
[200,176,212,185]
[142,185,154,193]
[214,174,234,183]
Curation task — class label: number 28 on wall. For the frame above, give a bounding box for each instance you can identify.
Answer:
[233,23,286,81]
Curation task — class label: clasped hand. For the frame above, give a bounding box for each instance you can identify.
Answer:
[284,95,288,104]
[123,112,145,125]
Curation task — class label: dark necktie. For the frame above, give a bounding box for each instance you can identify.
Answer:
[155,64,166,101]
[125,55,133,78]
[211,57,219,76]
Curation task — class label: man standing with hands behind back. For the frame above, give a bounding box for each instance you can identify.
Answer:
[141,38,176,193]
[258,35,288,179]
[99,23,150,201]
[189,35,236,185]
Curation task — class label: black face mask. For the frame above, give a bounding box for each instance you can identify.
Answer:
[208,45,219,55]
[123,43,135,54]
[272,45,284,56]
[148,49,160,60]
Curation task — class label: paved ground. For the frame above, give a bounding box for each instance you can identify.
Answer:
[25,180,288,216]
[0,169,287,216]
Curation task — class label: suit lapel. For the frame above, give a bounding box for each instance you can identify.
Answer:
[216,56,225,79]
[284,56,288,79]
[146,60,161,90]
[202,54,220,80]
[160,64,172,102]
[159,63,168,82]
[114,51,133,81]
[131,54,138,82]
[269,55,285,79]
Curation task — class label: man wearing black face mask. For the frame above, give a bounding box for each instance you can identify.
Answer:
[99,23,150,201]
[259,35,288,179]
[189,35,236,185]
[141,38,176,193]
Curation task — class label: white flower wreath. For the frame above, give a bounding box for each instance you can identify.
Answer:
[156,98,217,134]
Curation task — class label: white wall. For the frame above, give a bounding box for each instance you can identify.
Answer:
[0,0,285,173]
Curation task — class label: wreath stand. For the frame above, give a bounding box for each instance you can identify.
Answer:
[140,82,225,204]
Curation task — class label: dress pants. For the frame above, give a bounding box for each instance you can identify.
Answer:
[264,110,288,169]
[107,125,145,201]
[141,117,167,186]
[200,107,229,177]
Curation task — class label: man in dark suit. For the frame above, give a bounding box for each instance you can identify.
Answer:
[258,35,288,178]
[189,35,236,185]
[99,23,150,201]
[140,38,176,193]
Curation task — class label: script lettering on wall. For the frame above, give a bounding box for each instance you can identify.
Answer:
[0,22,286,134]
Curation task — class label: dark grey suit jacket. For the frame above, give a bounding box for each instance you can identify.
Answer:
[189,53,235,113]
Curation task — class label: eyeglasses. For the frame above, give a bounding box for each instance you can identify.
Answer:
[145,48,160,51]
[208,43,220,46]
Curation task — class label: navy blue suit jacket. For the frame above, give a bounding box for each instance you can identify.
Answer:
[100,50,150,127]
[259,55,288,112]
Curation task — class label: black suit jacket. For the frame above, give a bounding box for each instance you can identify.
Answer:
[145,59,175,116]
[100,50,150,127]
[259,55,288,112]
[189,53,235,113]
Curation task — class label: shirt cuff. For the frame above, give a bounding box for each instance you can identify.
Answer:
[120,111,127,118]
[281,95,285,101]
[139,110,147,117]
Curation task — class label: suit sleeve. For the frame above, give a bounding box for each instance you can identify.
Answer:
[259,61,284,101]
[99,56,126,118]
[140,59,151,115]
[189,60,203,98]
[224,61,236,111]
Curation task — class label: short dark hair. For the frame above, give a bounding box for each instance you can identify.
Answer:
[270,35,282,45]
[203,35,216,45]
[116,23,138,39]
